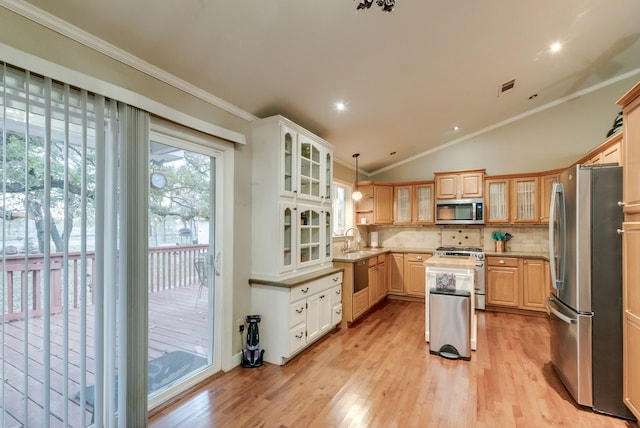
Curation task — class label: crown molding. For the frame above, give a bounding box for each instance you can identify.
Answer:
[0,0,258,122]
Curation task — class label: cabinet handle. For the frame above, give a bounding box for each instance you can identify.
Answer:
[333,276,339,282]
[320,294,326,299]
[618,201,625,207]
[617,229,624,235]
[295,332,304,339]
[417,256,423,261]
[499,260,505,264]
[301,287,309,293]
[296,307,304,314]
[335,289,341,295]
[335,308,342,314]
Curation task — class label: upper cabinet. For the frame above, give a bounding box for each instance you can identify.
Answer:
[355,182,393,225]
[576,131,623,167]
[434,169,485,200]
[539,171,561,224]
[252,115,335,279]
[485,175,540,224]
[276,122,332,203]
[393,181,435,225]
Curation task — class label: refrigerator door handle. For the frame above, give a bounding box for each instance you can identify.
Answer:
[547,297,575,324]
[549,182,566,290]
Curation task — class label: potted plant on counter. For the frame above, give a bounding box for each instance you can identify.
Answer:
[491,231,512,253]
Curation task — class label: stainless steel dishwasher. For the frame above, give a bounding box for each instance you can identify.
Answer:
[353,259,369,293]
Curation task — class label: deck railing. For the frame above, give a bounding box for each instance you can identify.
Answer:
[0,244,208,322]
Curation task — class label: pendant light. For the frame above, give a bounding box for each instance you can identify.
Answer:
[352,153,363,201]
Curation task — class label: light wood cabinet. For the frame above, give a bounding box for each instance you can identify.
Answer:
[539,172,560,224]
[389,253,405,294]
[368,255,388,307]
[377,255,388,300]
[394,181,435,225]
[486,257,519,307]
[577,131,624,167]
[404,253,429,297]
[618,80,640,420]
[355,182,393,225]
[487,256,549,313]
[522,259,547,311]
[434,169,485,200]
[485,175,540,224]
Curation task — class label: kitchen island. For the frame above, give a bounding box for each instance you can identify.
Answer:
[424,254,477,352]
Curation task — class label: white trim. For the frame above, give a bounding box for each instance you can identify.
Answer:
[0,0,257,124]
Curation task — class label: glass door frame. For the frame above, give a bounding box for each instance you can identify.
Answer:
[147,118,233,410]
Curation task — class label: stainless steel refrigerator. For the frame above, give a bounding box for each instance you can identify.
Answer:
[548,164,635,420]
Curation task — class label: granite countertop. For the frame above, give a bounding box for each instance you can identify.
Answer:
[332,247,549,263]
[249,266,344,288]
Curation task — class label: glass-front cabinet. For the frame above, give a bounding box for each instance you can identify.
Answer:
[252,115,335,280]
[485,175,540,224]
[393,181,434,225]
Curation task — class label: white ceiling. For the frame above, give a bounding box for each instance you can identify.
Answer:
[20,0,640,173]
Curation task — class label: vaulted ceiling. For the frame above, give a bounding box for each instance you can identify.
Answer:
[19,0,640,173]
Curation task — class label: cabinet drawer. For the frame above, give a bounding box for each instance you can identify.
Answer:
[405,253,429,263]
[290,272,343,302]
[289,324,306,355]
[368,256,377,267]
[331,285,342,306]
[289,301,306,327]
[332,303,342,326]
[377,254,386,264]
[487,256,518,267]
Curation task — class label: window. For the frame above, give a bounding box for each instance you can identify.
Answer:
[332,179,354,237]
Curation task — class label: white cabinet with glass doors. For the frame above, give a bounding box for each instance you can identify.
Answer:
[252,115,335,280]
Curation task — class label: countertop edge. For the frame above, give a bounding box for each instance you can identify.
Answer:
[249,266,344,288]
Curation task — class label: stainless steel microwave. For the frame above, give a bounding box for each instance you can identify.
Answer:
[435,198,484,225]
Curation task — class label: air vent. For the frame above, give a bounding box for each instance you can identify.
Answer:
[499,79,516,95]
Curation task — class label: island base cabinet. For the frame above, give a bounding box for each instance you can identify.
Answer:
[250,271,343,365]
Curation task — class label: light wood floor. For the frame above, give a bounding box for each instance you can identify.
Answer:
[149,300,638,428]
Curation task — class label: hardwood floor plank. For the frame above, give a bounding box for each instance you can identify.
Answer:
[149,300,636,427]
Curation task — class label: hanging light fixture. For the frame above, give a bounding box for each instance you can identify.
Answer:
[352,153,363,201]
[355,0,396,12]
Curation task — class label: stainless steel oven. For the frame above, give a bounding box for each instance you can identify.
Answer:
[434,246,485,310]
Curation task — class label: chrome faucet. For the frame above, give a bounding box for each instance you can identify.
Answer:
[343,227,362,253]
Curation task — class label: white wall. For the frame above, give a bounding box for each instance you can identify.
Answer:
[371,75,638,182]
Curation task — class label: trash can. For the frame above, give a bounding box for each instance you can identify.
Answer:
[429,288,471,360]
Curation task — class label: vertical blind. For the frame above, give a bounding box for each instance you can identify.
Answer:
[0,62,148,427]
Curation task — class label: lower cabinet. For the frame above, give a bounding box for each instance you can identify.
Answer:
[251,271,343,365]
[486,256,548,313]
[389,253,405,294]
[405,253,430,297]
[369,255,388,306]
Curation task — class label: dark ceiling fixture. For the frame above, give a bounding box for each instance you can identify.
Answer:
[356,0,395,12]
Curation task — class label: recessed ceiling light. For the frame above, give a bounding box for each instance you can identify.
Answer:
[550,42,562,53]
[452,125,461,131]
[334,101,346,111]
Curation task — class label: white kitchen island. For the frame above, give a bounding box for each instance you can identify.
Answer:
[424,255,477,351]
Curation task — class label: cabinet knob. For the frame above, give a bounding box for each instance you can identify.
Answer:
[618,201,625,207]
[499,260,505,264]
[417,256,423,261]
[617,229,624,235]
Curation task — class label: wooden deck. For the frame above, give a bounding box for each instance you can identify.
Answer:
[0,284,209,428]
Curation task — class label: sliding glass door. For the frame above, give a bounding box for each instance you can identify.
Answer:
[146,123,223,407]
